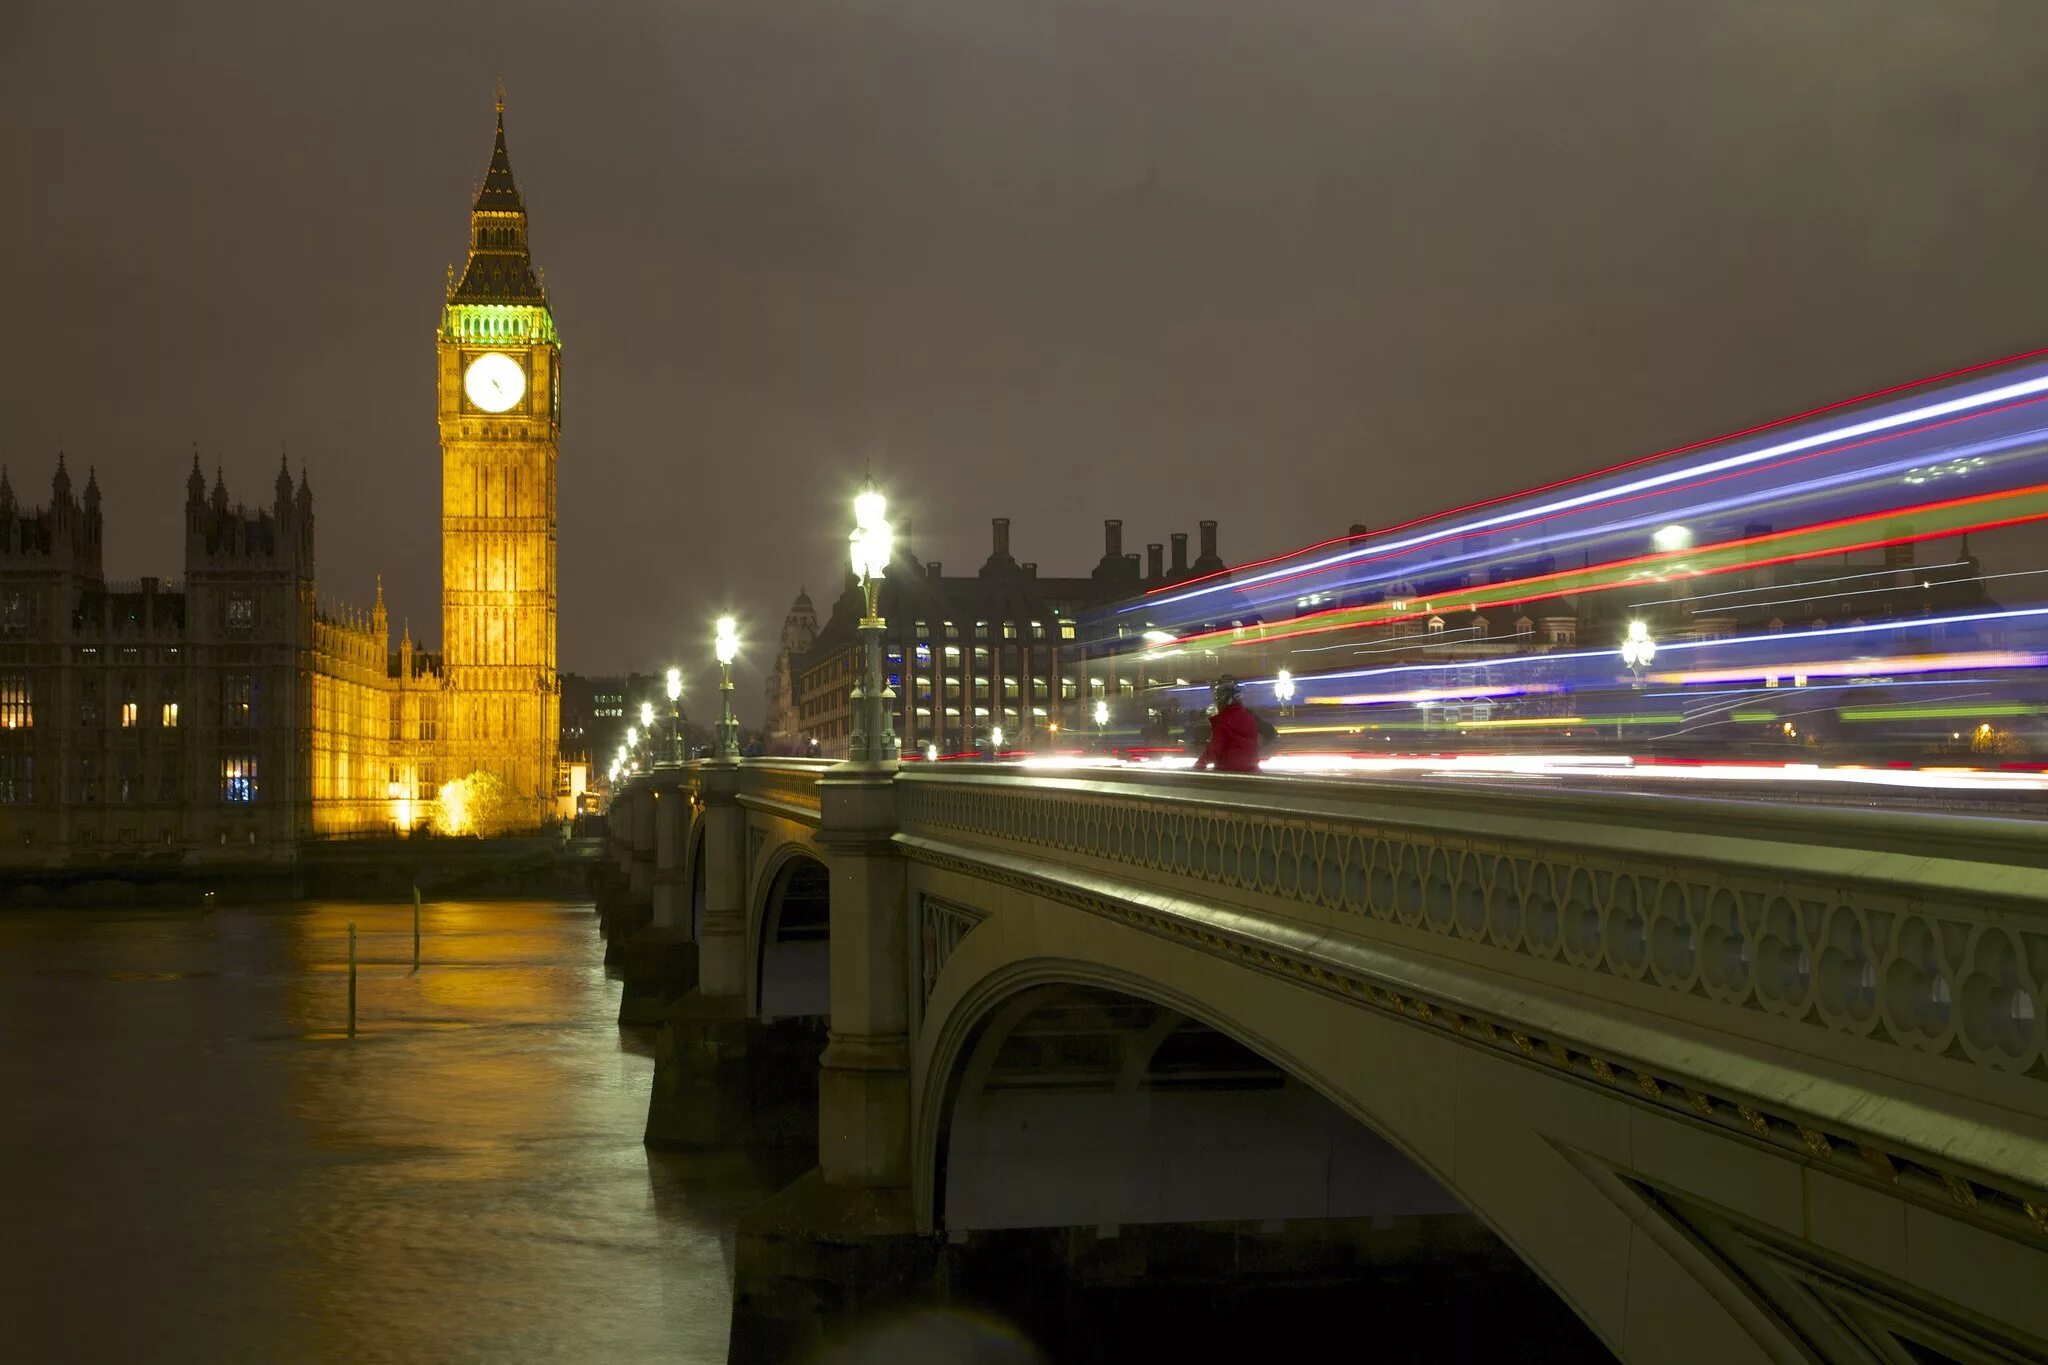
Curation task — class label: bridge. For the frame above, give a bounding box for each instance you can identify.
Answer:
[597,753,2048,1364]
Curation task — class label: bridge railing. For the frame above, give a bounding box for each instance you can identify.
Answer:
[893,764,2048,1095]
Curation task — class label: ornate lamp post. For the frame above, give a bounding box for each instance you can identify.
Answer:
[665,667,685,764]
[1274,668,1296,717]
[846,478,899,762]
[1092,697,1109,748]
[714,615,742,760]
[1620,619,1656,743]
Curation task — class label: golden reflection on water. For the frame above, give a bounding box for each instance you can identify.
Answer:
[0,898,807,1365]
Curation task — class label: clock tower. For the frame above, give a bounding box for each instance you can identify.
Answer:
[437,90,560,821]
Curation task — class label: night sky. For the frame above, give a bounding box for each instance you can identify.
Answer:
[7,1,2048,719]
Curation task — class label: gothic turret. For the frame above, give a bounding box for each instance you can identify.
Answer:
[51,452,72,511]
[274,451,294,518]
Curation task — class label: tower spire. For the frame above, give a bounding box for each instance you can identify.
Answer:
[448,86,544,304]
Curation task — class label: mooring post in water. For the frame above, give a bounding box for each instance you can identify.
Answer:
[412,885,421,970]
[347,921,358,1038]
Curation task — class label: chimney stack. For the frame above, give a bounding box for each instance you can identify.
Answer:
[1170,532,1189,575]
[1147,543,1164,580]
[1104,519,1123,559]
[1199,520,1217,560]
[927,561,941,578]
[992,517,1010,558]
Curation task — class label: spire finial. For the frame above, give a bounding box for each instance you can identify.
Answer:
[495,77,506,117]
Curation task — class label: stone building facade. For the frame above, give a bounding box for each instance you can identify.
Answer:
[0,456,420,861]
[795,517,1230,757]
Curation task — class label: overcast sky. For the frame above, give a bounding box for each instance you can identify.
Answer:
[6,1,2048,718]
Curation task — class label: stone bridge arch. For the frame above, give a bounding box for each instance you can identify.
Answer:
[750,844,830,1020]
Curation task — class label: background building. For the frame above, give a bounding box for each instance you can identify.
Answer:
[794,517,1232,756]
[762,589,817,746]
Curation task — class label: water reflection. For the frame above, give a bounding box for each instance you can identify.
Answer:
[0,900,804,1364]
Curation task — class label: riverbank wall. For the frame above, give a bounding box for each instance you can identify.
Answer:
[0,836,601,907]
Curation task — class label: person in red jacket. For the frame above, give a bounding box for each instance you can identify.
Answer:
[1193,676,1263,773]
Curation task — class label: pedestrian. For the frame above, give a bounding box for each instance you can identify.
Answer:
[1192,675,1263,774]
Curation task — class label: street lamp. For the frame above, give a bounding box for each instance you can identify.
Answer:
[991,724,1005,754]
[714,615,741,760]
[1620,620,1656,681]
[665,667,684,765]
[1092,697,1109,748]
[639,700,654,734]
[846,476,899,762]
[1274,668,1296,717]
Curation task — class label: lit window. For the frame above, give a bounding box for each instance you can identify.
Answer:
[222,756,258,803]
[1002,622,1017,640]
[120,701,138,727]
[226,596,255,633]
[1059,621,1076,640]
[0,676,29,729]
[1029,621,1044,639]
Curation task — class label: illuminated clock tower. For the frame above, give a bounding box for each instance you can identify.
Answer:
[437,91,560,821]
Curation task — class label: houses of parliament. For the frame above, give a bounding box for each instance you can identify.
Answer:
[0,96,562,863]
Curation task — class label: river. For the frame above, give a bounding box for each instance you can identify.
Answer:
[0,898,807,1364]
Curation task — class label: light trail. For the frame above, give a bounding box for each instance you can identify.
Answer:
[1157,485,2048,656]
[1134,364,2048,614]
[1135,343,2048,606]
[1645,650,2048,686]
[1200,605,2048,698]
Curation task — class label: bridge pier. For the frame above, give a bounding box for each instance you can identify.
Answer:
[645,763,824,1146]
[616,776,698,1026]
[604,783,658,965]
[813,766,913,1208]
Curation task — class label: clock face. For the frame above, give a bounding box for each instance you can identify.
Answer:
[463,352,526,413]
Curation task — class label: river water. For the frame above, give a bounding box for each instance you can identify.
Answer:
[0,899,807,1364]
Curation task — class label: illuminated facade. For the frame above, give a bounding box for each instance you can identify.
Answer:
[436,93,561,824]
[0,456,415,858]
[0,95,564,863]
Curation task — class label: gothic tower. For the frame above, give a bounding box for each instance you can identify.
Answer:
[437,90,561,819]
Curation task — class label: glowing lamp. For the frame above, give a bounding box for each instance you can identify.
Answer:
[991,726,1005,749]
[625,727,638,748]
[666,667,682,702]
[1275,669,1296,703]
[926,743,939,761]
[1093,699,1109,727]
[715,616,739,666]
[639,701,654,730]
[1620,621,1657,670]
[849,485,893,580]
